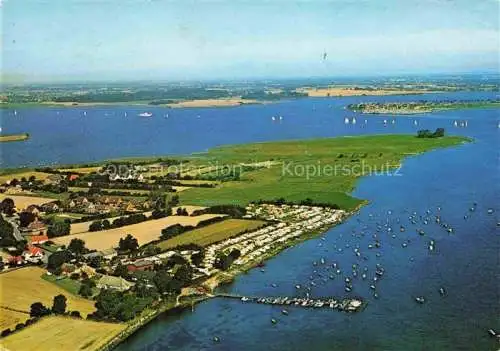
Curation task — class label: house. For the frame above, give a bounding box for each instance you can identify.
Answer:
[45,174,63,185]
[61,263,77,274]
[83,251,103,260]
[40,201,62,213]
[97,275,134,291]
[21,220,47,235]
[79,264,97,278]
[8,256,24,266]
[31,235,49,245]
[100,248,117,260]
[126,259,155,272]
[68,174,80,181]
[23,246,44,263]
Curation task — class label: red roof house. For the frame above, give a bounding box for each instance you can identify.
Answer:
[31,235,49,245]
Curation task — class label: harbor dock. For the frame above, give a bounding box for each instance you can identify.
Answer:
[215,293,365,313]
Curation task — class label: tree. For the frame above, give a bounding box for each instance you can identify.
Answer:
[79,283,93,298]
[173,264,192,286]
[30,302,50,317]
[0,198,15,215]
[47,220,70,238]
[153,269,173,294]
[19,211,36,227]
[113,263,129,278]
[88,221,102,232]
[69,311,82,318]
[68,238,86,256]
[52,294,67,315]
[190,250,204,266]
[47,250,72,270]
[118,234,138,252]
[0,215,14,246]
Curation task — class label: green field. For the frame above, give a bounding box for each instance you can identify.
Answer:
[157,219,267,250]
[178,135,469,209]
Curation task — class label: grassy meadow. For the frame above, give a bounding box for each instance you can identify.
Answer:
[157,218,267,250]
[178,135,469,210]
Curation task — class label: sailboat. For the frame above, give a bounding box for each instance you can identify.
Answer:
[352,117,357,124]
[13,110,17,116]
[464,120,468,127]
[272,116,276,121]
[413,120,418,126]
[383,119,387,125]
[344,117,349,124]
[124,112,128,117]
[453,120,458,127]
[391,119,395,124]
[83,111,87,117]
[279,115,283,121]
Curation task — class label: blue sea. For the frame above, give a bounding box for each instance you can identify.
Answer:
[1,92,499,350]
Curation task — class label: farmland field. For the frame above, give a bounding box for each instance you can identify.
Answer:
[179,135,469,210]
[0,316,126,351]
[0,308,30,330]
[0,171,51,184]
[0,267,95,326]
[56,213,225,251]
[158,218,267,250]
[0,194,54,210]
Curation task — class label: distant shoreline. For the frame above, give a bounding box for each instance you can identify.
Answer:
[348,100,500,115]
[0,133,30,143]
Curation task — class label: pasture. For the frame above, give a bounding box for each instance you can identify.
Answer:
[158,218,266,250]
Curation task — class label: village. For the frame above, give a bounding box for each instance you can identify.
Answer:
[0,162,352,350]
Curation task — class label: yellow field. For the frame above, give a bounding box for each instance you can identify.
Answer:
[0,316,126,351]
[0,134,29,143]
[0,308,30,330]
[69,211,152,234]
[56,213,225,251]
[166,97,260,108]
[0,194,54,210]
[158,219,266,250]
[296,86,427,97]
[58,166,101,174]
[0,267,96,327]
[69,206,204,235]
[0,171,51,185]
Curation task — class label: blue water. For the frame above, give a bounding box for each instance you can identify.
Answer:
[1,92,498,168]
[1,92,499,350]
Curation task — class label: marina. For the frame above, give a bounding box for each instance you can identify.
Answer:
[215,293,365,313]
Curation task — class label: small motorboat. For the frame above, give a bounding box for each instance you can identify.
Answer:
[415,296,426,304]
[139,112,153,117]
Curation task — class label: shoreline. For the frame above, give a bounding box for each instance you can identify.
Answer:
[104,206,363,350]
[348,100,500,115]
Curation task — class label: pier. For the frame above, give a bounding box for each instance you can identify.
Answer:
[214,293,365,313]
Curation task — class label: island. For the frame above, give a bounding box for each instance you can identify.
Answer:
[347,100,500,114]
[0,133,30,143]
[0,132,469,351]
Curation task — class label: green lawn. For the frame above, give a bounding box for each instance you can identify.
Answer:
[42,274,83,296]
[179,135,469,210]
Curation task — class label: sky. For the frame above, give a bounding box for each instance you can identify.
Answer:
[1,0,499,82]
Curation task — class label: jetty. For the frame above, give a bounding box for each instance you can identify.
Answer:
[214,293,365,313]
